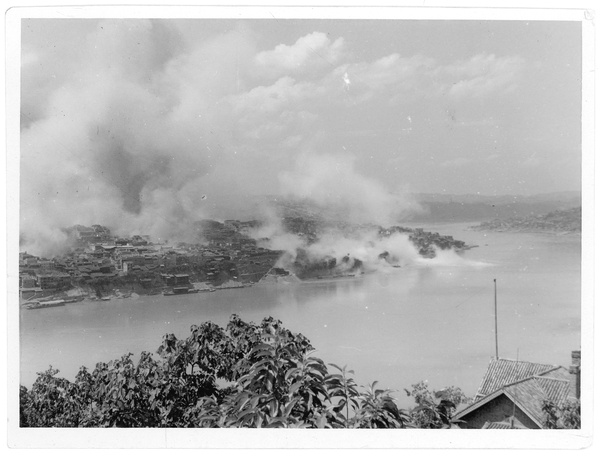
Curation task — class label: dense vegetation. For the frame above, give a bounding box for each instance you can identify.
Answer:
[542,399,581,430]
[20,315,467,428]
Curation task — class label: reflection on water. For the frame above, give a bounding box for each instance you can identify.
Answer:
[20,224,581,407]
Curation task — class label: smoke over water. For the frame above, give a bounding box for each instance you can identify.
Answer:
[20,20,424,258]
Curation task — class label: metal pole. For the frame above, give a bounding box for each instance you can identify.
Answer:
[494,278,498,360]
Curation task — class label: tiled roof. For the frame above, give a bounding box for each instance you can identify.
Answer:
[533,376,572,404]
[537,366,578,398]
[482,420,525,429]
[538,366,570,381]
[475,358,557,399]
[502,376,571,426]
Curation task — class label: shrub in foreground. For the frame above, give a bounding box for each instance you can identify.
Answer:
[21,314,416,428]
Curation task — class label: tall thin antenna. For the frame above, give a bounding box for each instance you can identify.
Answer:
[494,278,499,360]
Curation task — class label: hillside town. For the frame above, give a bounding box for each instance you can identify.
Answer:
[19,221,283,306]
[19,218,473,307]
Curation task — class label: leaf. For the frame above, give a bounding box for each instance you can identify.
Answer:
[328,363,343,373]
[288,382,302,396]
[411,405,431,414]
[283,399,298,417]
[285,368,301,381]
[236,409,256,420]
[268,399,278,417]
[333,399,347,414]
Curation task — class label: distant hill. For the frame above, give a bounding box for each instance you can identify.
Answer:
[470,206,582,234]
[409,191,581,223]
[412,191,581,205]
[216,192,582,225]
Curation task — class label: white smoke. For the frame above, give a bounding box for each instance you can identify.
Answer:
[303,230,420,271]
[19,21,425,257]
[240,150,428,274]
[279,152,421,227]
[20,20,259,255]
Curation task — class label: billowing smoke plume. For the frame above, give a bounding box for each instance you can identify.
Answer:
[252,214,486,277]
[239,150,425,274]
[20,20,428,257]
[279,152,421,226]
[20,20,261,256]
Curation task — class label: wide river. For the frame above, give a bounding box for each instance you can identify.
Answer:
[19,223,582,407]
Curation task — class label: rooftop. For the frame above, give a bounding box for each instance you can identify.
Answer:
[475,358,558,400]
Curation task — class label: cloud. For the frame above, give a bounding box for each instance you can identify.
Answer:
[441,54,525,98]
[228,78,320,141]
[230,76,317,116]
[326,54,437,106]
[229,51,524,144]
[227,53,439,142]
[254,31,345,79]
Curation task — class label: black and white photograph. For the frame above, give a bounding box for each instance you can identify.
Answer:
[4,2,595,450]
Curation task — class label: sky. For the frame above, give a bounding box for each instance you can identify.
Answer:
[19,18,582,253]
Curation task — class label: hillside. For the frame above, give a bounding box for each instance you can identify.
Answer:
[244,192,582,224]
[409,191,581,223]
[470,206,581,234]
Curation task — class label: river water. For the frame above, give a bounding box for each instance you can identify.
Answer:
[19,223,581,407]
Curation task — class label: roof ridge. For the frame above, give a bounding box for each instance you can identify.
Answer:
[497,373,569,390]
[501,375,540,389]
[475,358,565,398]
[536,366,564,376]
[493,357,557,366]
[532,374,570,384]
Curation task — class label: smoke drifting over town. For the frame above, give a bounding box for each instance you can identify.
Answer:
[21,20,248,255]
[251,205,486,276]
[20,20,425,256]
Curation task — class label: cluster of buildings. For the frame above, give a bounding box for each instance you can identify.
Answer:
[19,221,284,300]
[19,218,475,301]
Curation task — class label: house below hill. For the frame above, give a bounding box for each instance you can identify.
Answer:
[452,351,580,429]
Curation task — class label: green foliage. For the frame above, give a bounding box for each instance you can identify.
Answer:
[560,399,582,429]
[20,367,86,427]
[325,364,360,427]
[20,314,413,428]
[352,381,410,429]
[542,398,581,429]
[405,381,467,428]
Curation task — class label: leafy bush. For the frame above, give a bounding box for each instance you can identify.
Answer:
[19,314,449,428]
[542,398,581,429]
[404,381,467,428]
